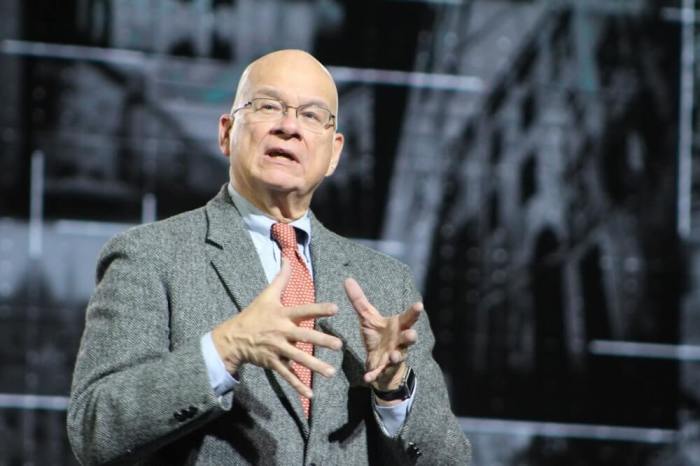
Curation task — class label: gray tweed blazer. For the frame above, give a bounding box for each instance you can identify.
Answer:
[67,185,471,465]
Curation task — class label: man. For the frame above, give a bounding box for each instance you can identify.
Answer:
[68,49,470,465]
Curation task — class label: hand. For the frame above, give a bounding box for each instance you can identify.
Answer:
[343,278,421,392]
[212,259,343,399]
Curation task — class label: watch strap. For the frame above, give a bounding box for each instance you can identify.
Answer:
[372,367,415,401]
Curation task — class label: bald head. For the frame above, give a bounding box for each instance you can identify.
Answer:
[218,49,345,221]
[232,49,339,116]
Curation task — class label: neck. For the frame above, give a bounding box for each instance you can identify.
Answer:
[231,180,310,222]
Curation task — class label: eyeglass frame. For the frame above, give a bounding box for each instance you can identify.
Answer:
[230,97,337,132]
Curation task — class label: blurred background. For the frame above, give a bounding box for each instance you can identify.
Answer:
[0,0,699,464]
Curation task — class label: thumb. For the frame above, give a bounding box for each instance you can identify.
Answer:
[268,257,292,299]
[399,302,423,329]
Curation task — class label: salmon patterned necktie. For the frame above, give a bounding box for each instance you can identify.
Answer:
[271,222,315,418]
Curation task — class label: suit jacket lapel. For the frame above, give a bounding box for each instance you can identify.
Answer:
[205,186,267,312]
[309,214,367,427]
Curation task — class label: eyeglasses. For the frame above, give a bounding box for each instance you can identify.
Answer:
[231,98,336,133]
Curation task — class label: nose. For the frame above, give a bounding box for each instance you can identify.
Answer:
[272,108,302,138]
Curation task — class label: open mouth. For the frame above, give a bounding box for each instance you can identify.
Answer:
[265,148,298,163]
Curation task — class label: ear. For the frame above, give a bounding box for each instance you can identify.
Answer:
[325,132,344,176]
[218,114,233,157]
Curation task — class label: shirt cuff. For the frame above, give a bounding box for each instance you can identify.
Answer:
[200,332,238,397]
[372,379,417,437]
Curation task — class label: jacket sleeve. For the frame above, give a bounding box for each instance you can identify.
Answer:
[66,232,232,465]
[377,264,472,465]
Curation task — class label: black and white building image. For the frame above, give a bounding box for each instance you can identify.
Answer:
[0,1,698,464]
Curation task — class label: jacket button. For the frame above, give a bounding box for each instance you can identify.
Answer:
[186,406,198,417]
[407,442,422,458]
[173,411,185,421]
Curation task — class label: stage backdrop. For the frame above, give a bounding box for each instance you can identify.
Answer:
[0,1,698,465]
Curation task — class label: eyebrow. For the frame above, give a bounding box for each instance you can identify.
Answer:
[253,87,332,111]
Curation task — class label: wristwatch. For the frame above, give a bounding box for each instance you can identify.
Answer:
[372,367,416,401]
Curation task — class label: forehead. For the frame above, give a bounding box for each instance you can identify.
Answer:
[241,55,338,110]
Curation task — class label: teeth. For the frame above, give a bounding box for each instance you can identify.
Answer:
[269,150,292,159]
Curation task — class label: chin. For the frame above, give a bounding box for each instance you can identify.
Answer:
[257,175,304,194]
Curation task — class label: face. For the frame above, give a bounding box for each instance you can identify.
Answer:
[218,50,344,215]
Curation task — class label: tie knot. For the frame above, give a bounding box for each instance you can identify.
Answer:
[271,223,298,251]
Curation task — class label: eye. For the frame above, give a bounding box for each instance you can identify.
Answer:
[255,100,283,112]
[299,107,324,123]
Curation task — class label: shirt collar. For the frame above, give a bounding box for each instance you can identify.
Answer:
[227,183,312,245]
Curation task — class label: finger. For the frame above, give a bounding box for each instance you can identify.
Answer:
[363,353,389,383]
[286,303,338,321]
[364,363,388,384]
[289,326,343,351]
[388,349,405,365]
[271,358,313,399]
[279,344,337,378]
[344,278,378,319]
[399,302,423,329]
[398,328,418,348]
[268,258,293,299]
